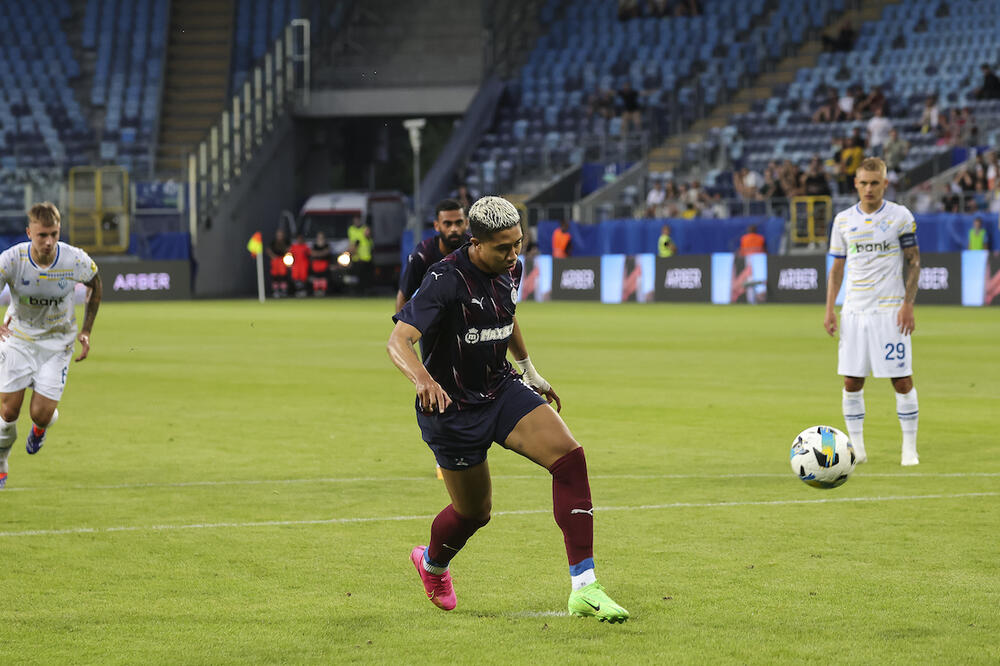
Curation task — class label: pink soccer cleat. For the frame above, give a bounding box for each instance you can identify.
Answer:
[410,545,456,611]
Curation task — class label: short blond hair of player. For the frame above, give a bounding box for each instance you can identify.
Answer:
[824,156,921,466]
[0,202,103,489]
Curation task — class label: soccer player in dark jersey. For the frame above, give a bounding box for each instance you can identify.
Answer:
[394,198,470,312]
[387,196,629,622]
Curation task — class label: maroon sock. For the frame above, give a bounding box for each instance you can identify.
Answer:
[549,447,594,566]
[426,504,490,566]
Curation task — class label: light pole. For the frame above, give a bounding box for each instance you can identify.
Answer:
[403,117,426,233]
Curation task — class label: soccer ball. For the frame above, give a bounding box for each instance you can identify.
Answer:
[790,425,856,489]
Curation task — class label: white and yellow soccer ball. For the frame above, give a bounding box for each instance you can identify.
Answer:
[790,425,856,489]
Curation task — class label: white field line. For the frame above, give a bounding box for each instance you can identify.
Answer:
[5,471,999,493]
[0,491,996,539]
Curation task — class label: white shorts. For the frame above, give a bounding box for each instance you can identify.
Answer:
[0,336,73,400]
[837,310,913,379]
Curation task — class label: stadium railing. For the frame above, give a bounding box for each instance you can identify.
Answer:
[186,19,310,244]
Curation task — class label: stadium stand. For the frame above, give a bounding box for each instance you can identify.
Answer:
[722,0,1000,177]
[462,0,859,196]
[230,0,298,96]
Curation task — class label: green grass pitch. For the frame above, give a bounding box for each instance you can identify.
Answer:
[3,299,998,664]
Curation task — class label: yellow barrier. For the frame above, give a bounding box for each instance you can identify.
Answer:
[790,196,832,246]
[67,167,130,253]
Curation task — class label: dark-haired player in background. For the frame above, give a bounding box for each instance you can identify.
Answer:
[387,195,628,622]
[394,198,470,312]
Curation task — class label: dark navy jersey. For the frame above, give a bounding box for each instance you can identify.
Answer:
[399,236,446,300]
[398,234,472,301]
[393,244,523,410]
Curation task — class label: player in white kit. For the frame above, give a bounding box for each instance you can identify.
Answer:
[0,203,102,488]
[824,157,921,466]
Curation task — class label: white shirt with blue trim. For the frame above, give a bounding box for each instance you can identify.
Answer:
[829,200,916,313]
[0,242,98,351]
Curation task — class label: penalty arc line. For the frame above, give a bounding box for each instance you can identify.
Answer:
[4,471,1000,493]
[0,491,996,539]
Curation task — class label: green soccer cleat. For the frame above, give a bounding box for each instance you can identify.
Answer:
[568,582,629,623]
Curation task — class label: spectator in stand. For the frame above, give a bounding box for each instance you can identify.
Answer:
[857,86,887,118]
[617,82,642,135]
[645,180,666,217]
[955,107,977,146]
[708,193,729,219]
[617,0,641,20]
[822,21,856,52]
[812,92,843,123]
[968,217,987,249]
[684,179,708,211]
[779,161,804,198]
[838,135,864,194]
[455,184,474,213]
[973,155,990,192]
[867,108,893,154]
[913,182,937,214]
[759,170,784,200]
[801,156,832,196]
[672,0,701,16]
[986,152,1000,189]
[552,219,572,258]
[733,167,763,200]
[646,0,669,17]
[837,86,857,119]
[954,167,976,194]
[882,129,910,176]
[587,87,616,121]
[919,95,941,134]
[973,64,1000,100]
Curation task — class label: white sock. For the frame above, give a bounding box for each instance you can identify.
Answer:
[0,416,16,473]
[896,388,919,457]
[571,567,596,590]
[842,388,866,456]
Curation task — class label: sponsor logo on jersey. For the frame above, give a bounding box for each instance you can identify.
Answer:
[463,323,514,344]
[19,295,65,306]
[850,240,892,254]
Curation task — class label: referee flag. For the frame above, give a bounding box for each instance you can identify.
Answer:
[247,231,263,256]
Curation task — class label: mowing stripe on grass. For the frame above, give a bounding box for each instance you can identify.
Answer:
[0,492,995,538]
[5,471,998,493]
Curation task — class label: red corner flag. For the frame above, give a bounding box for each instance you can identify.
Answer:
[247,231,263,257]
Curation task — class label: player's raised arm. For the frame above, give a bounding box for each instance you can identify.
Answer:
[824,257,845,336]
[509,317,561,412]
[898,245,920,335]
[387,320,451,413]
[76,272,101,361]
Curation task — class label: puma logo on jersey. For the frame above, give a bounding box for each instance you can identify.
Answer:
[470,297,484,309]
[429,271,442,280]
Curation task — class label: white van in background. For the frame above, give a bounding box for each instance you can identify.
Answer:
[295,190,408,288]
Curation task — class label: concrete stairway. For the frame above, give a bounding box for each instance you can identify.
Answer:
[646,0,900,176]
[155,0,233,175]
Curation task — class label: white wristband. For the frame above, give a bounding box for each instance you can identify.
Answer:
[514,356,550,392]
